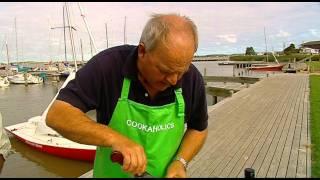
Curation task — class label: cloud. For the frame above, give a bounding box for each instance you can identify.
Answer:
[309,29,320,37]
[276,30,290,38]
[216,34,237,43]
[1,2,320,60]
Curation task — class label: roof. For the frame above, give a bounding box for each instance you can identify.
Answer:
[301,40,320,49]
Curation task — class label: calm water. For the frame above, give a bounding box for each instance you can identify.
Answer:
[0,80,94,178]
[0,61,270,177]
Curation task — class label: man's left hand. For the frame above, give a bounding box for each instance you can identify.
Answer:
[165,160,186,178]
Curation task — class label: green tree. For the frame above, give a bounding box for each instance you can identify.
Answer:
[245,47,257,55]
[284,43,299,55]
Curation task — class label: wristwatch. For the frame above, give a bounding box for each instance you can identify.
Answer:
[175,156,188,170]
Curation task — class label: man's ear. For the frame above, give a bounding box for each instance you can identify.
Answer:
[138,43,146,58]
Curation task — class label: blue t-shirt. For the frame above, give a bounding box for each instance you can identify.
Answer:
[57,45,208,131]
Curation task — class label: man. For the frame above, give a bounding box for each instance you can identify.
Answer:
[0,112,12,173]
[46,13,208,178]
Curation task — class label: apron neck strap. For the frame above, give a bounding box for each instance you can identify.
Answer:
[120,78,131,99]
[174,88,185,117]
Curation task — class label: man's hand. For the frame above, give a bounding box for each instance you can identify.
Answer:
[166,128,208,178]
[165,160,186,178]
[111,133,147,176]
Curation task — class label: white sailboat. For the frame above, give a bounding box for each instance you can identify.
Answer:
[5,3,97,162]
[0,37,11,87]
[5,71,96,161]
[8,73,43,84]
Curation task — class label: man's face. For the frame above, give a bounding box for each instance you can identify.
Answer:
[138,42,194,92]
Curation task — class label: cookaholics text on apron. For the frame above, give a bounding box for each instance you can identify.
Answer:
[126,119,175,133]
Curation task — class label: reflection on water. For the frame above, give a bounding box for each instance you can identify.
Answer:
[1,138,92,178]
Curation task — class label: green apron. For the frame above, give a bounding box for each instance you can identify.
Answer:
[93,78,185,178]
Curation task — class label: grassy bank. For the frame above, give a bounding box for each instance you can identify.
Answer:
[230,54,320,63]
[310,75,320,177]
[307,61,320,73]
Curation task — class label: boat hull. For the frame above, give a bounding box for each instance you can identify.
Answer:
[5,122,96,162]
[247,64,285,71]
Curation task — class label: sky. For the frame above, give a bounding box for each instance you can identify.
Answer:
[0,2,320,62]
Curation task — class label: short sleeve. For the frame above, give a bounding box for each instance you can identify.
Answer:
[57,56,103,112]
[185,66,208,131]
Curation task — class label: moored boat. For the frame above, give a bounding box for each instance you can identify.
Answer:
[8,73,43,84]
[5,116,96,161]
[5,72,96,162]
[247,63,285,71]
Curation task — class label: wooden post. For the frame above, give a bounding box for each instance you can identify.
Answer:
[203,68,207,85]
[310,56,312,73]
[213,96,218,105]
[24,73,28,86]
[233,64,235,77]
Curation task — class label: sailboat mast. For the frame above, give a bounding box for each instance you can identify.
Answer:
[124,16,127,44]
[21,34,23,61]
[78,2,97,54]
[63,5,67,64]
[105,22,109,48]
[80,38,84,63]
[48,18,53,62]
[65,2,77,71]
[5,40,10,76]
[264,27,268,63]
[90,38,93,57]
[15,17,18,64]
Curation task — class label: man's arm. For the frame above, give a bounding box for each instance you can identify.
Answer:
[166,128,208,178]
[46,100,147,175]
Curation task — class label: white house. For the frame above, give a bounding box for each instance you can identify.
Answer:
[301,41,320,54]
[300,47,319,54]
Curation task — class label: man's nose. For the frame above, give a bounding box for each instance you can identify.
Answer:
[166,73,178,86]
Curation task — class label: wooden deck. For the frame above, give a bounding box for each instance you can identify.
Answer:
[188,73,311,178]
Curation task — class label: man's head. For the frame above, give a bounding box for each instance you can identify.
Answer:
[137,13,198,92]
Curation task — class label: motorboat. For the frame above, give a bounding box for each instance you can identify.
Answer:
[8,73,43,84]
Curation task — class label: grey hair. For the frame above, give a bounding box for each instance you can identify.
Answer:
[139,13,198,52]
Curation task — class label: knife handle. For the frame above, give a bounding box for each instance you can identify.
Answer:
[110,151,124,165]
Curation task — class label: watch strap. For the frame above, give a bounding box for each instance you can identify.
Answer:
[175,156,188,169]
